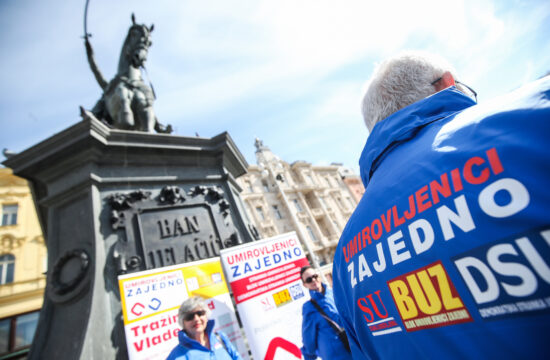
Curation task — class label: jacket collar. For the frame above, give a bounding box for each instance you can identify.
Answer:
[359,87,476,187]
[178,319,216,349]
[310,283,328,301]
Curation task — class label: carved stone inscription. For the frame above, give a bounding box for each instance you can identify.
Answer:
[138,205,223,269]
[110,185,240,274]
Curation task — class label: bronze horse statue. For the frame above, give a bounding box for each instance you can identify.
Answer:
[83,14,172,133]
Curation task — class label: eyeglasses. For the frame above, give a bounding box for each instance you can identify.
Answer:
[456,80,477,102]
[431,77,477,102]
[184,310,206,321]
[304,274,319,284]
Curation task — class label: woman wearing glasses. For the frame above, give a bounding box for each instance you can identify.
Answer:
[300,266,353,360]
[166,296,243,360]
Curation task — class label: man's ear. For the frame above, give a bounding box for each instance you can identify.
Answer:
[434,71,456,92]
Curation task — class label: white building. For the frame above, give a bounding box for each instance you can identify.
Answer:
[236,139,363,283]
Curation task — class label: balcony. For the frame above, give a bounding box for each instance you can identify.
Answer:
[296,212,308,221]
[259,218,275,228]
[310,208,323,218]
[296,183,321,192]
[327,236,341,246]
[243,193,264,200]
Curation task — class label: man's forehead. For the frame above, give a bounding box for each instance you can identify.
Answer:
[302,269,315,276]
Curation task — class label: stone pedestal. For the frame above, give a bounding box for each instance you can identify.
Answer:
[3,118,256,359]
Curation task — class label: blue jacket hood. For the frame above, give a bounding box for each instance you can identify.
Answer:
[360,87,476,187]
[333,76,550,360]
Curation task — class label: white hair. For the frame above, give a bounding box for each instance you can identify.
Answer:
[361,51,460,131]
[177,296,211,328]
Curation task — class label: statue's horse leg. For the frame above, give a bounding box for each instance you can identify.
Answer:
[107,83,135,129]
[135,106,156,132]
[133,91,156,132]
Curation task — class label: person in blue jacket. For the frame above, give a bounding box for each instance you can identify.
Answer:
[332,51,550,360]
[300,266,352,360]
[166,296,243,360]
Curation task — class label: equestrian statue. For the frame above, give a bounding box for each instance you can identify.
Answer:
[81,13,172,133]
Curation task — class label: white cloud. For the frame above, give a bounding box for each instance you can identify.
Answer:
[2,0,550,169]
[155,0,525,118]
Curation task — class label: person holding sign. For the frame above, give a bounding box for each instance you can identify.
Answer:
[300,266,352,360]
[166,296,243,360]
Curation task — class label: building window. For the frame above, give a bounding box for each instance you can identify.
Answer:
[0,311,40,357]
[0,319,9,354]
[332,220,340,232]
[245,181,254,193]
[319,197,327,208]
[262,181,269,192]
[272,205,282,219]
[306,226,319,243]
[292,199,303,212]
[15,312,39,348]
[256,207,265,221]
[1,204,18,226]
[319,223,331,237]
[0,254,15,285]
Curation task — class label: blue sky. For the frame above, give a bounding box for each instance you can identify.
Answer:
[1,0,549,173]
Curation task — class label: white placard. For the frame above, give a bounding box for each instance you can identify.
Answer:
[221,232,310,360]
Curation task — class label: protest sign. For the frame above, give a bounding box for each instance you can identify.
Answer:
[220,232,310,360]
[118,258,248,360]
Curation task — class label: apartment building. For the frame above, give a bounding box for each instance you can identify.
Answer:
[236,139,364,283]
[0,168,46,359]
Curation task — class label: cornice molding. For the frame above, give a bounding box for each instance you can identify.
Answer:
[4,119,249,182]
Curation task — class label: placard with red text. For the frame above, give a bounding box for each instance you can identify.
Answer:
[118,258,249,360]
[220,232,309,360]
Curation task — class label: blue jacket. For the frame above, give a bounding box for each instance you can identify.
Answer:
[333,77,550,360]
[301,284,353,360]
[166,320,243,360]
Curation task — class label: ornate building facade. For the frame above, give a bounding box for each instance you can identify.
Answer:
[0,168,46,359]
[339,166,365,203]
[236,140,364,283]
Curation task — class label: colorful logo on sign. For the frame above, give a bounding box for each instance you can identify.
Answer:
[387,261,472,331]
[264,337,301,360]
[272,288,292,307]
[356,289,402,336]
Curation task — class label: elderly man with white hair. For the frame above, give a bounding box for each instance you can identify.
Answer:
[332,52,550,359]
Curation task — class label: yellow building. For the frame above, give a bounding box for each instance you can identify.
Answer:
[0,168,46,359]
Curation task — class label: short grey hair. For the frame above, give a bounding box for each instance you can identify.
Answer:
[361,51,459,131]
[177,296,211,328]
